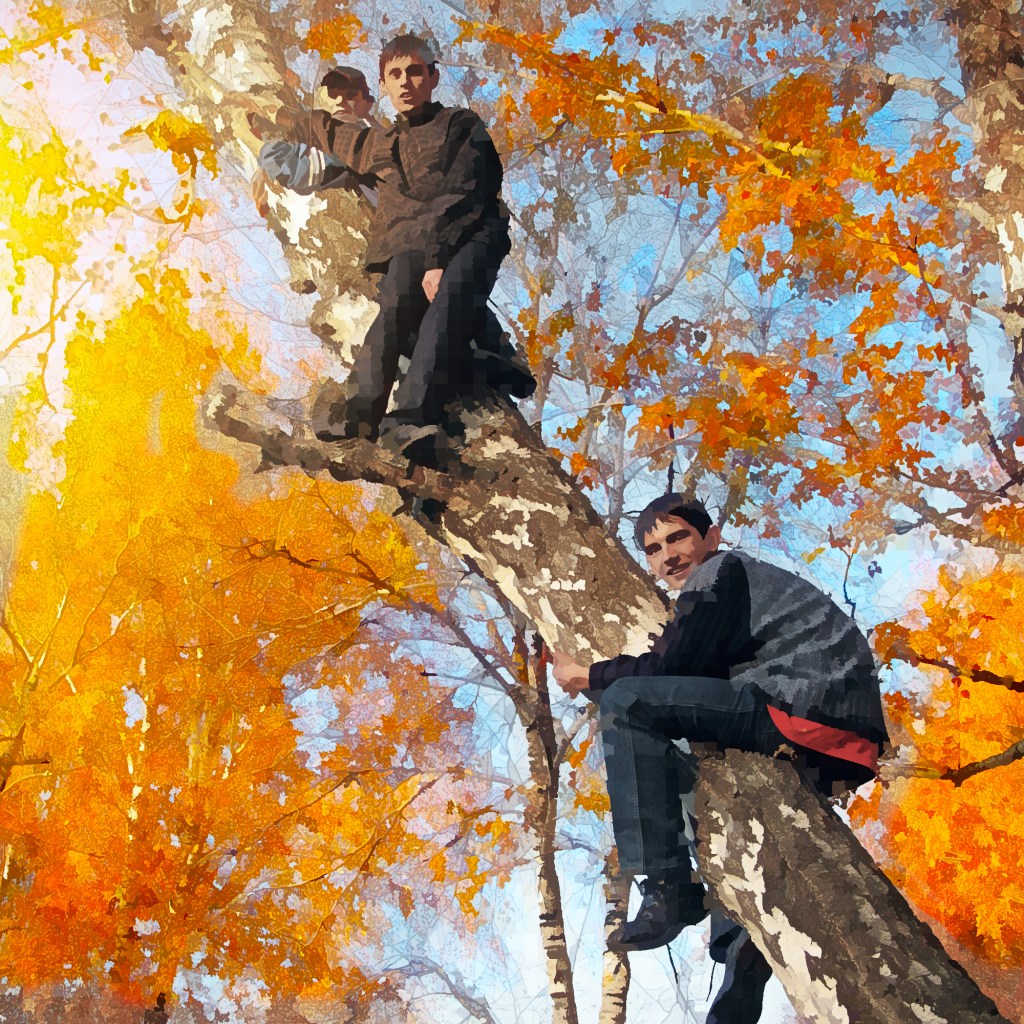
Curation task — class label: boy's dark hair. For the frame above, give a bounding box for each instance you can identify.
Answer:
[379,33,437,79]
[633,494,714,548]
[321,65,371,98]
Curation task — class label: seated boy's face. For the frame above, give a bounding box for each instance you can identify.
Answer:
[642,516,720,590]
[380,55,438,113]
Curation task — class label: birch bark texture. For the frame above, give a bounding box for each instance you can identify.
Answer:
[952,0,1024,409]
[119,0,376,356]
[516,653,579,1024]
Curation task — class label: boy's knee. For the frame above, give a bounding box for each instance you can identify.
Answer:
[598,676,644,718]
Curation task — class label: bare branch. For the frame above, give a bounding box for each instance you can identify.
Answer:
[408,599,518,698]
[878,738,1024,785]
[553,704,597,770]
[887,641,1024,693]
[204,381,452,495]
[945,737,1024,786]
[389,955,498,1024]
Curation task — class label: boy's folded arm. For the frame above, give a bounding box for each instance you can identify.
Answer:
[257,112,381,194]
[309,114,380,174]
[421,113,506,269]
[257,141,381,197]
[257,139,349,194]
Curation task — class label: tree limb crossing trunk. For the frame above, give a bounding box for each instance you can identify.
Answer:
[206,386,1010,1023]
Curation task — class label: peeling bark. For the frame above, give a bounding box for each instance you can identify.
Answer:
[952,1,1024,414]
[694,750,1007,1023]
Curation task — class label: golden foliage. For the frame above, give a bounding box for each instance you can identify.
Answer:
[0,116,129,309]
[0,267,465,1002]
[124,111,218,178]
[302,13,366,57]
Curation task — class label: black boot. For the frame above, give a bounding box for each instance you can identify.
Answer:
[378,417,464,471]
[608,876,708,952]
[706,929,773,1024]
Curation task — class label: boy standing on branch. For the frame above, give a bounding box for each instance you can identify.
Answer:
[552,494,889,1024]
[258,35,532,464]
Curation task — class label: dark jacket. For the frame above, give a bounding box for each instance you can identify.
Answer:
[262,102,510,273]
[588,549,890,745]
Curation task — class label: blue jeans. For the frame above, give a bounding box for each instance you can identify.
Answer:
[598,676,782,1024]
[598,675,785,877]
[343,236,507,436]
[599,674,873,1024]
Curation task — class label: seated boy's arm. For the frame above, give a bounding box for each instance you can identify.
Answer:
[551,651,590,698]
[587,556,749,693]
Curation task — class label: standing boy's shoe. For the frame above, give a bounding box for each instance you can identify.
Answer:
[469,333,536,401]
[377,419,441,457]
[608,876,708,952]
[378,418,468,473]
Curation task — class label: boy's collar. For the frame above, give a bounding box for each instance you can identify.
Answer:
[394,100,444,130]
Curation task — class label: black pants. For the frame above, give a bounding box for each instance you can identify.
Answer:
[343,237,507,437]
[599,674,876,1024]
[599,675,788,877]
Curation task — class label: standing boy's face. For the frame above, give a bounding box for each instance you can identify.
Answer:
[642,515,721,590]
[380,55,439,113]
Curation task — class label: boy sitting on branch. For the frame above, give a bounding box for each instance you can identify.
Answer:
[552,494,890,1024]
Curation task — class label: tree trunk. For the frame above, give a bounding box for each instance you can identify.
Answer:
[694,749,1007,1023]
[117,0,374,354]
[598,848,630,1024]
[208,388,1010,1024]
[952,1,1024,412]
[535,831,578,1024]
[518,645,579,1024]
